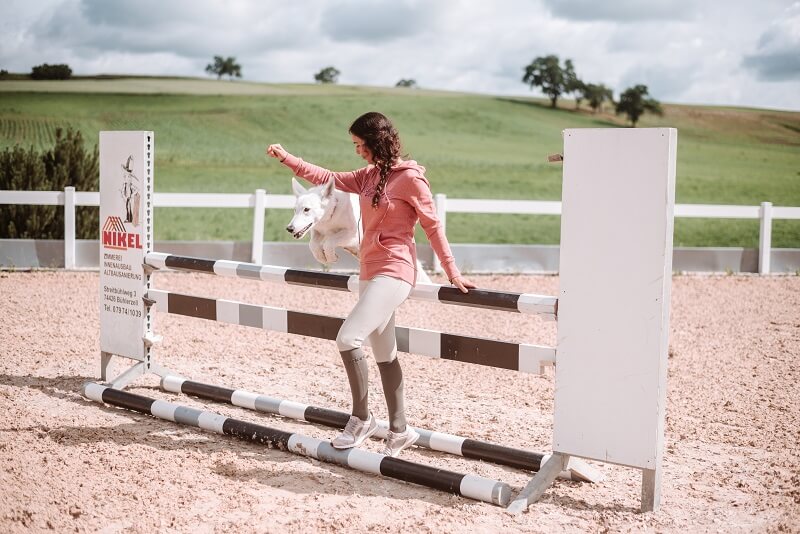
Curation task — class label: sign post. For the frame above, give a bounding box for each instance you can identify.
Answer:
[98,131,161,388]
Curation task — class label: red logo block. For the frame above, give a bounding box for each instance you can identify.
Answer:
[102,217,142,250]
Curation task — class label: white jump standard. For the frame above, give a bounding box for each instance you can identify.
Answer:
[88,128,677,513]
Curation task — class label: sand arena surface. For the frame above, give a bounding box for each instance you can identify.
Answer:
[1,271,798,533]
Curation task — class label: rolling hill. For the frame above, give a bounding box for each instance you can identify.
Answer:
[1,77,798,246]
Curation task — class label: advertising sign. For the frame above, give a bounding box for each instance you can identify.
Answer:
[98,131,153,361]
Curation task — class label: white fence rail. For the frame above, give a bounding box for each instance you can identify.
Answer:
[1,188,799,274]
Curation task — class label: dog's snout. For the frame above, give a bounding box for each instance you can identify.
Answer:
[286,225,294,233]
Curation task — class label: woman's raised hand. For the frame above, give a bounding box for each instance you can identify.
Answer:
[266,144,288,161]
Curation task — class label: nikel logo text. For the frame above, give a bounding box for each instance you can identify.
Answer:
[102,216,142,250]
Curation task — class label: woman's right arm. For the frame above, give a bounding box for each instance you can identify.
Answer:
[266,144,365,194]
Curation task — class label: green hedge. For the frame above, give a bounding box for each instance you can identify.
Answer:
[0,128,98,239]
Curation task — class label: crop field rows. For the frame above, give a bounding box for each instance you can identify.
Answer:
[0,117,61,148]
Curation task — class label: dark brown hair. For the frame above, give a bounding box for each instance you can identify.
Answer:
[349,112,402,208]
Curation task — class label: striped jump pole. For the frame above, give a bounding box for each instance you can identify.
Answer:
[82,382,512,506]
[147,289,556,374]
[161,375,601,483]
[145,252,558,320]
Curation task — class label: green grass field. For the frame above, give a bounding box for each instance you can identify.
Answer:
[1,78,799,247]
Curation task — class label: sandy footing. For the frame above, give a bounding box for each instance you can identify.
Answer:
[1,271,798,532]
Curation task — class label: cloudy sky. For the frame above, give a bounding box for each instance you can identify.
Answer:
[2,0,799,110]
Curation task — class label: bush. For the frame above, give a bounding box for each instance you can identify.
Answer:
[30,63,72,80]
[0,128,99,239]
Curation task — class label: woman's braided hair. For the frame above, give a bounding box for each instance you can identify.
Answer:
[349,112,402,209]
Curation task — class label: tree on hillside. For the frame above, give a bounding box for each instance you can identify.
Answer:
[522,55,577,108]
[582,83,614,113]
[616,84,663,126]
[205,56,242,80]
[396,78,417,88]
[31,63,72,80]
[564,65,586,109]
[314,66,340,84]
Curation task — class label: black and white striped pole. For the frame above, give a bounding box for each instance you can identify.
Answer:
[160,375,600,482]
[82,382,512,507]
[145,252,558,319]
[147,289,556,374]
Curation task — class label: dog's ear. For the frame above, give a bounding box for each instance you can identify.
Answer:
[291,177,307,197]
[320,177,335,199]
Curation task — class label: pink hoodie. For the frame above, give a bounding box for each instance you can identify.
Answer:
[281,154,461,286]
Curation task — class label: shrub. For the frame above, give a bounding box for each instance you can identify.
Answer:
[30,63,72,80]
[0,128,99,239]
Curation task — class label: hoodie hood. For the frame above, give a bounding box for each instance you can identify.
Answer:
[390,159,426,175]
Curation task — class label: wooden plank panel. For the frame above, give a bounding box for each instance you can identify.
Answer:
[553,128,676,470]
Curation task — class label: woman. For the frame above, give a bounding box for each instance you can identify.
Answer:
[266,112,475,457]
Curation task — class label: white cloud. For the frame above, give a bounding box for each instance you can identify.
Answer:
[540,0,696,21]
[0,0,798,110]
[319,0,443,43]
[742,2,800,81]
[30,0,315,59]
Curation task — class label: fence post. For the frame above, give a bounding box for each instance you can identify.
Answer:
[64,186,76,269]
[433,193,447,274]
[758,201,772,275]
[251,189,266,264]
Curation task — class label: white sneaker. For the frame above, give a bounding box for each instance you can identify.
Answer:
[331,414,378,449]
[381,427,420,457]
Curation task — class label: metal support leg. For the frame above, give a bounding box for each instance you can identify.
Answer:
[641,467,661,512]
[104,359,179,390]
[507,452,570,514]
[100,328,176,390]
[108,361,147,390]
[100,351,113,381]
[565,457,603,483]
[149,362,179,380]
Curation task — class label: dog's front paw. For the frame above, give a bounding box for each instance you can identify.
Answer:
[324,251,339,264]
[311,249,328,264]
[343,246,360,259]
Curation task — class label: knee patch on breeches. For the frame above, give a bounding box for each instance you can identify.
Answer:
[340,346,368,363]
[336,327,363,352]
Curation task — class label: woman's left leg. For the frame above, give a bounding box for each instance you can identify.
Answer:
[369,313,407,433]
[368,309,421,456]
[352,276,412,433]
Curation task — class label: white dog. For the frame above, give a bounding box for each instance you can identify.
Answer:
[287,177,433,283]
[287,177,360,265]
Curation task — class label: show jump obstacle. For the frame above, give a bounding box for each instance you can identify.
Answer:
[85,128,677,513]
